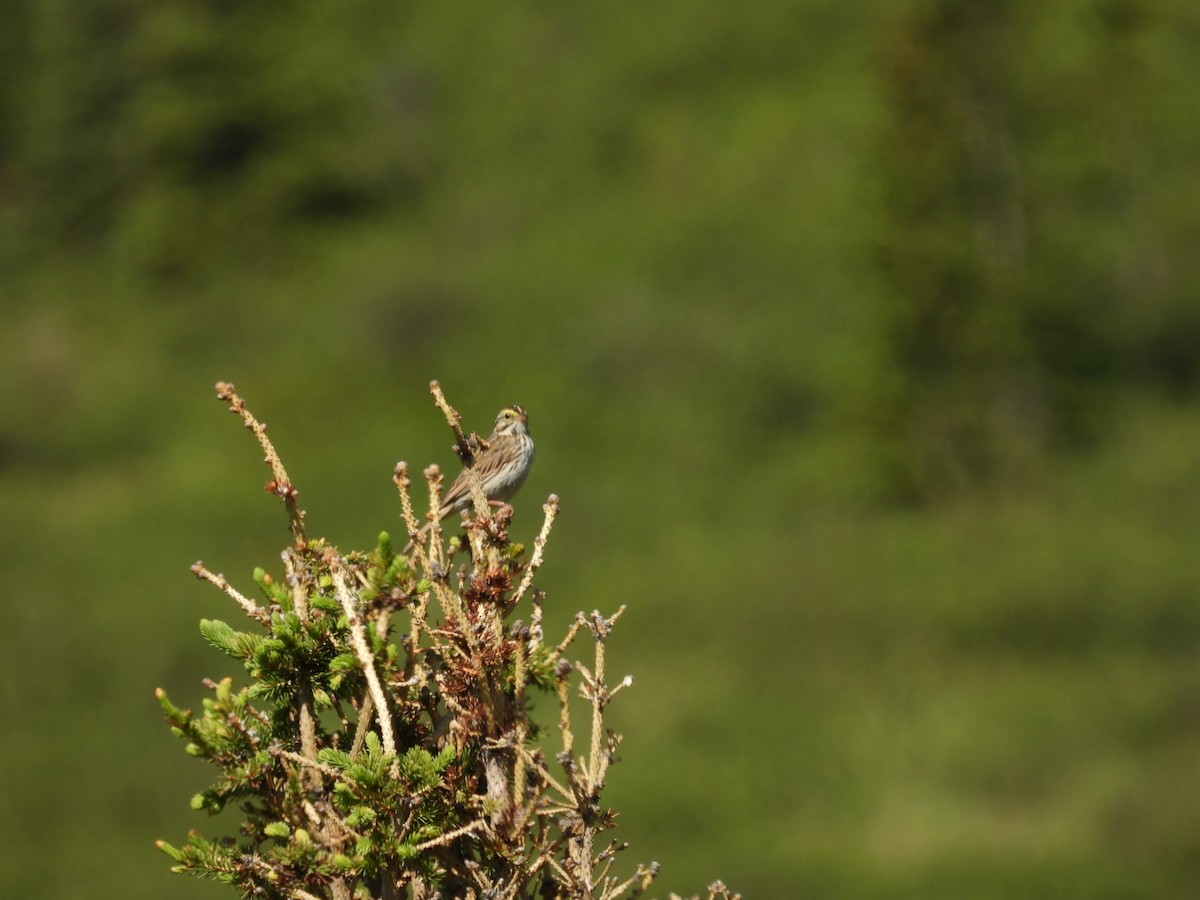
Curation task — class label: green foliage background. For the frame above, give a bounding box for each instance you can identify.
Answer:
[4,1,1200,896]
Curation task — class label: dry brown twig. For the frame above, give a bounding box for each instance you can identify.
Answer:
[328,552,398,768]
[511,494,560,609]
[214,381,306,546]
[429,379,491,524]
[189,562,270,624]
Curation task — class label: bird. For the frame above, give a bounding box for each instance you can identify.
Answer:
[407,405,535,552]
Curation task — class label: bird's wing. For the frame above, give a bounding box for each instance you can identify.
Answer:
[437,435,508,514]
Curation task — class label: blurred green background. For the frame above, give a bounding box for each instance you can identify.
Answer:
[4,1,1200,897]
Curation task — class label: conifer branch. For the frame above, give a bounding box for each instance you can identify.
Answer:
[557,662,575,756]
[413,816,489,851]
[430,379,491,519]
[530,591,546,649]
[512,494,559,609]
[283,547,309,621]
[329,555,397,762]
[215,381,306,545]
[429,380,471,465]
[393,461,424,554]
[297,693,320,785]
[419,463,445,558]
[190,562,270,623]
[349,692,375,758]
[276,749,341,779]
[158,382,735,899]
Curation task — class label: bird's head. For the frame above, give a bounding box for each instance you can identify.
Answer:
[494,405,529,436]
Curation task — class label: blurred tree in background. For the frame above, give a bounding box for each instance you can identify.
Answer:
[876,0,1200,498]
[4,1,1200,897]
[2,0,419,274]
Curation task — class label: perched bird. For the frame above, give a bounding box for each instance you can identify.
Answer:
[408,405,535,551]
